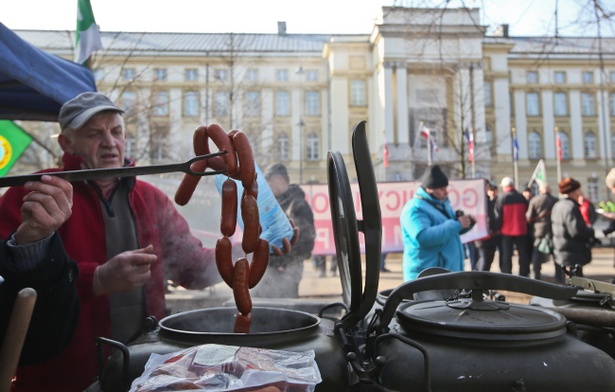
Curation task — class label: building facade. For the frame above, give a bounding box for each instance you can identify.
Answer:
[11,6,615,200]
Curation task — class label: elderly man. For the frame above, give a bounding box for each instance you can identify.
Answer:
[551,177,596,283]
[0,92,245,392]
[400,165,475,281]
[494,177,530,276]
[526,183,558,280]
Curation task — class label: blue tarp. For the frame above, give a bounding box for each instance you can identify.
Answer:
[0,22,96,122]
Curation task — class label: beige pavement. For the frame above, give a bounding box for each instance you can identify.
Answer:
[166,247,615,313]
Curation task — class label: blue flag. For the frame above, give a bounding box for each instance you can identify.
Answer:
[513,136,519,162]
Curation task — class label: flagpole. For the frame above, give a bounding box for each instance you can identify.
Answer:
[512,127,519,187]
[555,126,562,183]
[470,128,476,178]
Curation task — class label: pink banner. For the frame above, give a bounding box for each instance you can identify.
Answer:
[302,179,488,256]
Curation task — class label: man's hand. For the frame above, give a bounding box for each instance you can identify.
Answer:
[271,218,300,256]
[93,245,157,296]
[15,175,73,245]
[458,215,473,229]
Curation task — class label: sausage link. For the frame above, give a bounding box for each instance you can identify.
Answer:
[174,127,210,205]
[248,239,270,289]
[220,179,238,237]
[241,192,260,254]
[231,131,256,189]
[215,237,234,287]
[233,312,252,334]
[206,124,237,173]
[246,176,259,199]
[232,258,252,315]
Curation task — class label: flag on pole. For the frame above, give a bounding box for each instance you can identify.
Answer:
[556,131,563,161]
[420,125,438,153]
[529,159,546,187]
[513,135,519,162]
[75,0,103,66]
[0,120,33,176]
[464,128,474,163]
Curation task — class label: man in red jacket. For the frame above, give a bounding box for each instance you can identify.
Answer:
[494,176,530,276]
[0,92,243,392]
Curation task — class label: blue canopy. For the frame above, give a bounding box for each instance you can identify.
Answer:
[0,22,97,122]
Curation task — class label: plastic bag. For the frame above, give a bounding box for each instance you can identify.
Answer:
[129,344,322,392]
[538,237,552,255]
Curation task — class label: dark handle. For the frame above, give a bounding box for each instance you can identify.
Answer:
[373,271,579,333]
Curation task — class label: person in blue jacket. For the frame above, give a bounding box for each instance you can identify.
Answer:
[400,165,475,281]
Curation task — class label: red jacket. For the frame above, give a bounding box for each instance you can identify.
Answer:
[0,154,220,392]
[494,187,528,236]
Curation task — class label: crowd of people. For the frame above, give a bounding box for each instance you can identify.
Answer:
[400,165,614,284]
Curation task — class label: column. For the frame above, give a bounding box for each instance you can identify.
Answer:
[395,62,409,144]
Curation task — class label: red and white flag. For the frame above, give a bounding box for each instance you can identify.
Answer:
[556,131,563,161]
[383,140,389,168]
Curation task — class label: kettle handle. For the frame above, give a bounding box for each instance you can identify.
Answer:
[373,271,578,333]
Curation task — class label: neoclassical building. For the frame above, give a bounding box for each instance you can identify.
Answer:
[12,6,615,201]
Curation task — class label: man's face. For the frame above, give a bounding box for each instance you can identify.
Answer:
[59,112,125,170]
[610,186,615,195]
[266,174,288,196]
[428,186,448,201]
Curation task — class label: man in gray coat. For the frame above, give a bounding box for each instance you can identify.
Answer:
[526,183,558,280]
[551,178,595,283]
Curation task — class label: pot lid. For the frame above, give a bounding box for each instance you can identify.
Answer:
[327,121,382,330]
[396,299,567,341]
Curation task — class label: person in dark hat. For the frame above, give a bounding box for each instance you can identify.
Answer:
[399,165,475,281]
[253,163,316,297]
[550,177,596,282]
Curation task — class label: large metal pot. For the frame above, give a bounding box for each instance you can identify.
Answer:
[99,307,349,392]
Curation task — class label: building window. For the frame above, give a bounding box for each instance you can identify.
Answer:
[276,69,289,82]
[277,133,289,161]
[246,69,259,81]
[526,71,538,84]
[185,69,198,82]
[183,91,199,117]
[526,92,540,116]
[306,132,319,160]
[484,81,492,107]
[610,92,615,116]
[350,80,366,106]
[214,92,229,117]
[120,91,137,112]
[245,91,260,117]
[125,134,135,159]
[584,131,598,159]
[581,93,595,116]
[559,132,571,159]
[528,131,542,159]
[275,91,290,116]
[554,71,566,84]
[554,92,568,116]
[152,91,169,116]
[305,91,320,116]
[582,71,594,84]
[610,71,615,83]
[150,125,169,162]
[214,69,228,81]
[305,70,319,82]
[587,177,599,202]
[153,68,167,81]
[122,68,136,81]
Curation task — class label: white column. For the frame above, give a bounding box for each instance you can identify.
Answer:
[494,77,512,155]
[541,90,555,160]
[261,89,274,153]
[395,62,409,144]
[569,90,583,159]
[597,90,612,160]
[384,62,395,145]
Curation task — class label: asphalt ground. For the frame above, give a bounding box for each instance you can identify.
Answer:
[165,246,615,314]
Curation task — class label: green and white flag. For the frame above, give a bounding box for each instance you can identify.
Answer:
[529,159,546,187]
[0,121,33,176]
[75,0,103,66]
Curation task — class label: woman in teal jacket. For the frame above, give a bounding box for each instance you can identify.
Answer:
[400,166,475,281]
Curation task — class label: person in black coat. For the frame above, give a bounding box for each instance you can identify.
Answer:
[0,175,78,365]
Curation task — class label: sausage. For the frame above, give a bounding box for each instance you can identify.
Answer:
[248,239,270,288]
[220,178,238,237]
[241,193,260,254]
[233,312,252,334]
[215,237,234,287]
[206,124,237,174]
[231,131,256,189]
[174,127,210,205]
[246,176,259,199]
[232,257,252,315]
